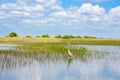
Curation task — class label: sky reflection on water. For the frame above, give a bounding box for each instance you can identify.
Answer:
[0,45,120,80]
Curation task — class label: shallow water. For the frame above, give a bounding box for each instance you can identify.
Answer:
[0,44,19,50]
[0,44,120,80]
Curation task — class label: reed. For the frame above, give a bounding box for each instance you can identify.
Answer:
[0,43,90,60]
[18,43,88,54]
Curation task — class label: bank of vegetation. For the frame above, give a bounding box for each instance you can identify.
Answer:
[0,32,120,46]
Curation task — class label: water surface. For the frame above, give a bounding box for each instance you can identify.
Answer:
[0,44,120,80]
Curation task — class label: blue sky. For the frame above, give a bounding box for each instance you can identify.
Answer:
[0,0,120,38]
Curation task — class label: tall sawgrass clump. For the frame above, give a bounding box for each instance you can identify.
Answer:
[17,43,90,58]
[0,43,92,60]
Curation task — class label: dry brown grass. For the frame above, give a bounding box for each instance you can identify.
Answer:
[0,37,62,43]
[0,37,120,46]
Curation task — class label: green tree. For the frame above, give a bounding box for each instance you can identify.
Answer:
[41,34,50,38]
[84,36,96,39]
[25,36,32,38]
[69,35,75,38]
[8,32,18,37]
[75,36,82,38]
[62,35,71,39]
[54,34,62,38]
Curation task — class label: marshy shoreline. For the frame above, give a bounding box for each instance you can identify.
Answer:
[0,37,120,55]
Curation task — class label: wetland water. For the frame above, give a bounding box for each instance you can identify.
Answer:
[0,44,120,80]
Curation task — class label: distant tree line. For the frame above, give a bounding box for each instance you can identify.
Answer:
[6,32,97,39]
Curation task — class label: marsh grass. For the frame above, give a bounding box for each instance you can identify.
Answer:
[15,43,92,60]
[18,43,88,54]
[0,37,119,61]
[0,43,91,59]
[0,43,113,63]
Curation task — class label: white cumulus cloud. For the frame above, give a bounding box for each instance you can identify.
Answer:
[0,0,119,32]
[109,6,120,18]
[78,3,105,16]
[78,0,111,3]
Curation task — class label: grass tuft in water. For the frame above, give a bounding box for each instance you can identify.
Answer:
[0,43,92,60]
